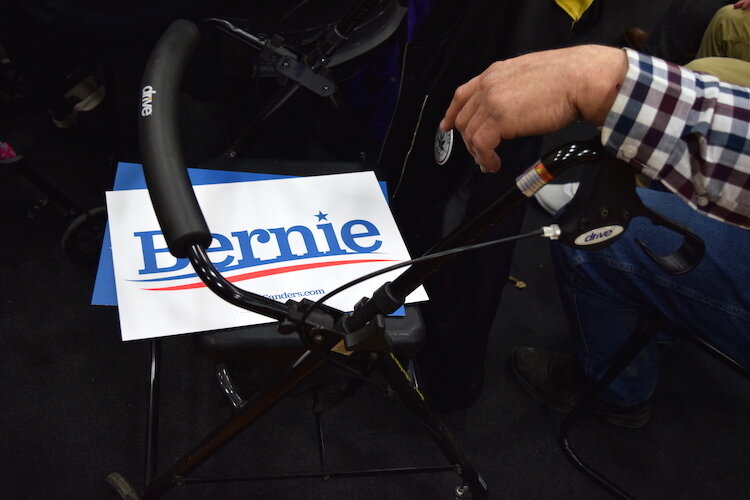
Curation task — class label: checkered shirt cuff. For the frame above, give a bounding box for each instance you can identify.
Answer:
[602,48,750,229]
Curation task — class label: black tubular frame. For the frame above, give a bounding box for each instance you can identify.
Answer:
[558,320,750,500]
[215,0,388,159]
[128,14,709,500]
[132,18,609,499]
[135,16,492,499]
[557,314,663,500]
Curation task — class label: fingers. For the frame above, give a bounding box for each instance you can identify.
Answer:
[454,93,482,157]
[471,126,502,172]
[453,85,504,172]
[440,73,502,172]
[440,77,478,131]
[452,113,503,173]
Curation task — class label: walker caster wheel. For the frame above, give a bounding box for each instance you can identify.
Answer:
[454,484,471,498]
[105,472,140,500]
[62,205,107,266]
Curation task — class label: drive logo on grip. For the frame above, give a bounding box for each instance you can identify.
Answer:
[141,86,156,116]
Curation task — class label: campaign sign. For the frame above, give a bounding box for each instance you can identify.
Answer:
[105,170,428,341]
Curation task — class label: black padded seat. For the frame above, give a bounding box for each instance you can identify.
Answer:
[194,304,425,363]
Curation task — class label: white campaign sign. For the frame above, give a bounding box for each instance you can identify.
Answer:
[106,171,428,341]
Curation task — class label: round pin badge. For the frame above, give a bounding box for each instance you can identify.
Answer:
[434,128,453,165]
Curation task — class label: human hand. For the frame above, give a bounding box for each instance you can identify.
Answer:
[734,0,750,10]
[440,45,627,172]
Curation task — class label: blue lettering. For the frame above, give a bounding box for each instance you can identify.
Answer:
[341,220,382,253]
[317,222,346,255]
[135,217,383,276]
[206,233,235,271]
[135,230,190,274]
[584,229,613,243]
[268,225,325,259]
[231,229,270,267]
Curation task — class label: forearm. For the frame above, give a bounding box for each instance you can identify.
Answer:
[441,44,750,227]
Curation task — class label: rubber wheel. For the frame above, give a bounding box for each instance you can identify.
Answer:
[61,205,107,266]
[105,472,140,500]
[454,484,472,498]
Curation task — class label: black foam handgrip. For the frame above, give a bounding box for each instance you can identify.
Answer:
[138,19,212,258]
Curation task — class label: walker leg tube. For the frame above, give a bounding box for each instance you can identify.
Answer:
[224,82,300,158]
[558,317,660,500]
[144,340,161,485]
[375,353,488,499]
[141,350,327,500]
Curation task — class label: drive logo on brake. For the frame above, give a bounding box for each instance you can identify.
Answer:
[141,85,156,116]
[130,212,393,291]
[573,225,625,246]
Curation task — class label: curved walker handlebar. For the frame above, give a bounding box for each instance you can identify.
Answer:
[138,19,211,258]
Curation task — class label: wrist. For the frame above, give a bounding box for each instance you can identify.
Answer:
[570,45,628,126]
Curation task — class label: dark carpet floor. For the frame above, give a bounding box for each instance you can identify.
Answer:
[2,1,749,498]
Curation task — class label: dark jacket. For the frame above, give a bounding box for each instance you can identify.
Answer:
[377,0,574,409]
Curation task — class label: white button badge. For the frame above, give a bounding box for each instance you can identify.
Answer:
[434,128,453,165]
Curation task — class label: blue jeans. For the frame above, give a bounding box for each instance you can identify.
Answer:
[551,189,750,406]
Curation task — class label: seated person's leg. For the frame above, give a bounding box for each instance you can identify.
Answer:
[696,4,750,60]
[685,56,750,86]
[514,188,750,425]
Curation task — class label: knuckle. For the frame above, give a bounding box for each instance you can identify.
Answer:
[454,113,468,130]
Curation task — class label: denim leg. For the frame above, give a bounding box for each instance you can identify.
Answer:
[551,189,750,406]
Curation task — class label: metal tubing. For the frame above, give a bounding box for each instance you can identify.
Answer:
[7,156,83,216]
[177,464,458,484]
[144,340,162,486]
[376,353,489,499]
[188,245,288,321]
[557,315,660,500]
[224,82,301,158]
[141,350,327,499]
[312,392,328,477]
[347,138,604,332]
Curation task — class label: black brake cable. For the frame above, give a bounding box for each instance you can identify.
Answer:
[298,225,558,328]
[290,225,555,394]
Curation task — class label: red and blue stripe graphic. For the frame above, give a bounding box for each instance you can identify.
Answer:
[139,258,397,291]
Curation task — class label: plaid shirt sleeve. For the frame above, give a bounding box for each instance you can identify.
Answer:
[601,48,750,229]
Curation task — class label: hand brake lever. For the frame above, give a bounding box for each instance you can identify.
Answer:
[543,143,705,275]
